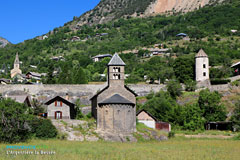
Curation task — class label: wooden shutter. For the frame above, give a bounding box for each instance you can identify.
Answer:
[55,101,57,106]
[60,101,63,107]
[60,111,62,119]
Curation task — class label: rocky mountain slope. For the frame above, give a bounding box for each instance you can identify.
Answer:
[0,37,10,48]
[71,0,223,28]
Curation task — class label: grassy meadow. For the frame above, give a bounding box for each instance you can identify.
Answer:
[0,138,239,160]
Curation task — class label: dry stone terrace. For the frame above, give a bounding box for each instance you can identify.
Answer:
[0,84,166,105]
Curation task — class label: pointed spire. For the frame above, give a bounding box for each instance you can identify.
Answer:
[195,49,208,58]
[14,52,20,64]
[108,53,125,66]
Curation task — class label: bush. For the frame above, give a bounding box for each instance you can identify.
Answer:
[210,79,231,85]
[231,80,240,87]
[31,119,58,139]
[185,80,197,91]
[167,80,183,99]
[0,99,34,143]
[168,131,175,138]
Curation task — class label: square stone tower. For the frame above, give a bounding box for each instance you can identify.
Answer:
[90,53,137,133]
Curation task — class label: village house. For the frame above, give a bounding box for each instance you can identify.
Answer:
[92,54,112,62]
[0,78,11,85]
[5,95,31,107]
[44,95,76,119]
[50,56,65,61]
[90,53,137,133]
[137,109,171,132]
[231,61,240,76]
[70,36,80,42]
[26,72,44,82]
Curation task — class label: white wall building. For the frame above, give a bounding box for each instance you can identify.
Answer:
[195,49,209,82]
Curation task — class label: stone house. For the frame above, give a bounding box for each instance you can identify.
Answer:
[137,109,157,129]
[90,53,137,133]
[44,96,76,119]
[92,54,112,62]
[6,95,31,107]
[137,109,171,132]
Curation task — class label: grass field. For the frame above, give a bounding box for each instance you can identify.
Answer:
[0,138,239,160]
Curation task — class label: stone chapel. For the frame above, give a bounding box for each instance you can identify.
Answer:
[90,53,137,133]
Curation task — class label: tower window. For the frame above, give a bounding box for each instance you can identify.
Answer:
[203,64,206,68]
[203,72,206,76]
[113,67,120,73]
[113,74,120,79]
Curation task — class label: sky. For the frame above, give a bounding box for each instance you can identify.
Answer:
[0,0,100,44]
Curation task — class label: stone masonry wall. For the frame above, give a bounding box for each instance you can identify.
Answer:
[0,84,166,105]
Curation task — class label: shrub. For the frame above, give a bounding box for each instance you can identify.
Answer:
[168,131,175,138]
[0,99,34,143]
[185,80,197,91]
[167,80,183,99]
[32,119,58,139]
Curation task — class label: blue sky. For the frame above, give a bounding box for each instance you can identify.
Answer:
[0,0,100,44]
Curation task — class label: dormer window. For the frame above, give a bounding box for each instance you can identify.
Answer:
[113,67,120,73]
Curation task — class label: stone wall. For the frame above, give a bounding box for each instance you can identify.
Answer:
[0,84,166,105]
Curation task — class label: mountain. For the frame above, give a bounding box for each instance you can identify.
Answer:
[0,37,10,48]
[69,0,223,29]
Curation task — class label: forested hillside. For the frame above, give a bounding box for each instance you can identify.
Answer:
[0,0,239,84]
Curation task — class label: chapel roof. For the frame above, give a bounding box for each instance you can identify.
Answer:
[98,94,134,105]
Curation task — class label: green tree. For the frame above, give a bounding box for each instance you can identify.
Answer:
[167,80,183,99]
[173,55,195,83]
[183,104,205,131]
[0,99,34,143]
[231,101,240,131]
[198,89,227,122]
[143,91,176,122]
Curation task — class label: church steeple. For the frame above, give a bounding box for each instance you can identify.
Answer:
[14,52,20,69]
[11,52,22,78]
[107,53,125,87]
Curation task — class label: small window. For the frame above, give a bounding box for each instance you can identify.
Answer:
[113,74,120,79]
[203,72,206,76]
[113,67,121,73]
[203,64,206,68]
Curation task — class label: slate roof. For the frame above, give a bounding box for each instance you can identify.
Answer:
[136,109,158,121]
[93,54,112,58]
[176,33,188,37]
[195,49,208,58]
[44,96,75,106]
[108,53,126,66]
[98,94,134,105]
[231,61,240,68]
